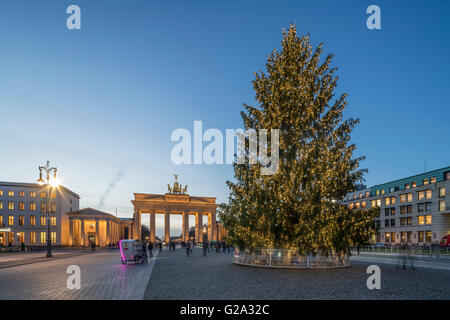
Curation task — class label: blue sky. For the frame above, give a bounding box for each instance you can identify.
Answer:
[1,0,449,237]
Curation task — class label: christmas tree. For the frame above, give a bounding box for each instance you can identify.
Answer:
[221,25,378,254]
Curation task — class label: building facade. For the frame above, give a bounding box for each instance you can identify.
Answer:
[343,167,450,246]
[0,182,80,246]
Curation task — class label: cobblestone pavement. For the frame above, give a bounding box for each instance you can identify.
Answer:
[0,250,158,300]
[144,248,450,300]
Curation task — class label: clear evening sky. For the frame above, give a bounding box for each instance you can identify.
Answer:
[1,1,449,237]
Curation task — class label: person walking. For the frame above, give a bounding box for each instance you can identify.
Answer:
[159,242,162,253]
[148,241,153,258]
[190,240,194,254]
[186,240,191,256]
[202,241,208,256]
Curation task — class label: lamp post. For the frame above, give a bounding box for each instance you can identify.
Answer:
[37,161,58,258]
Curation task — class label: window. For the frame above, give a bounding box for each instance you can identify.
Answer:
[0,201,2,210]
[425,202,432,212]
[51,203,56,213]
[30,215,36,226]
[418,231,424,242]
[0,190,3,196]
[400,206,406,214]
[41,203,46,213]
[361,201,367,208]
[423,179,429,185]
[407,193,413,202]
[376,190,380,196]
[51,232,56,244]
[19,191,25,197]
[19,202,24,210]
[385,208,390,216]
[371,200,377,207]
[376,199,381,207]
[390,219,395,227]
[381,189,385,195]
[8,215,14,226]
[400,217,406,226]
[385,198,390,206]
[431,177,437,184]
[8,202,14,210]
[376,220,381,228]
[407,217,412,226]
[40,232,46,244]
[412,181,417,188]
[358,193,362,199]
[407,205,412,214]
[18,232,24,244]
[425,215,432,225]
[418,216,425,225]
[418,191,425,200]
[407,231,412,242]
[51,192,56,199]
[391,208,396,215]
[439,187,445,197]
[348,203,354,209]
[405,183,410,189]
[30,202,36,211]
[446,172,450,181]
[425,231,432,242]
[40,192,46,199]
[385,220,389,227]
[426,190,432,199]
[30,232,36,244]
[30,192,36,198]
[365,191,369,198]
[385,233,391,242]
[400,194,406,203]
[418,203,425,213]
[439,200,445,212]
[51,216,56,226]
[8,191,14,197]
[40,216,46,226]
[0,215,2,226]
[401,232,407,243]
[18,216,24,226]
[391,196,396,205]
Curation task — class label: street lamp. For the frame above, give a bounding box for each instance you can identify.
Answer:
[37,161,58,258]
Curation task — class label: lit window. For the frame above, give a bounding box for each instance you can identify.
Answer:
[405,183,410,189]
[358,193,362,199]
[371,200,376,207]
[423,179,429,185]
[19,191,25,197]
[365,191,369,198]
[376,199,381,207]
[30,232,36,244]
[418,191,425,200]
[51,232,56,244]
[407,193,413,202]
[439,200,445,212]
[439,187,446,197]
[51,193,56,199]
[19,216,24,226]
[361,201,367,208]
[418,216,425,225]
[425,231,432,242]
[407,205,412,214]
[426,190,432,199]
[400,194,406,203]
[40,217,46,226]
[0,201,3,210]
[8,191,14,197]
[41,203,46,213]
[385,198,390,206]
[18,232,24,244]
[8,202,14,210]
[40,192,46,199]
[0,190,3,196]
[412,181,417,188]
[400,206,406,214]
[8,215,14,226]
[391,208,396,215]
[425,215,432,225]
[19,202,24,210]
[51,217,56,226]
[376,190,380,196]
[418,231,424,242]
[381,189,385,195]
[51,203,56,213]
[30,215,36,226]
[30,192,36,198]
[391,196,396,205]
[355,202,360,209]
[40,232,46,244]
[401,232,407,243]
[0,215,2,226]
[30,202,36,211]
[431,177,437,184]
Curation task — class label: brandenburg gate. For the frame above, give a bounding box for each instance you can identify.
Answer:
[131,175,218,243]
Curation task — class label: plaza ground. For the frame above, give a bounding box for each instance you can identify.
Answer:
[0,248,449,299]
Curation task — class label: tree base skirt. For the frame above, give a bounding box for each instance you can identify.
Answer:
[233,248,351,269]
